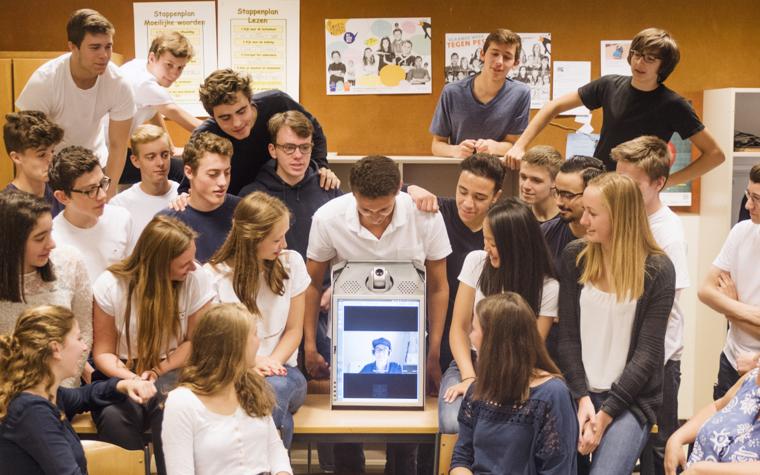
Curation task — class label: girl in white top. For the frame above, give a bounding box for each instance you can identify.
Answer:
[204,192,309,448]
[0,191,92,386]
[92,215,214,475]
[163,303,292,475]
[440,198,559,434]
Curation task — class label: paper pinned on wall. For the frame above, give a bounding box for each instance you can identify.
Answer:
[133,2,217,117]
[217,0,300,100]
[553,61,590,116]
[600,40,632,77]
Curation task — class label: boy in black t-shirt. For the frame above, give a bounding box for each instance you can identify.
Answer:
[506,28,724,186]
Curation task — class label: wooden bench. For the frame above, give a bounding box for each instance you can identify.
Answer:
[82,440,145,475]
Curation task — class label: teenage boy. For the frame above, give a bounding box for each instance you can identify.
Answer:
[110,124,180,242]
[327,51,346,90]
[119,31,202,184]
[3,111,65,217]
[158,132,240,263]
[612,136,690,475]
[698,162,760,399]
[519,145,563,223]
[304,156,451,475]
[16,9,135,190]
[194,69,337,195]
[430,29,530,158]
[541,155,605,269]
[49,146,135,282]
[507,28,724,185]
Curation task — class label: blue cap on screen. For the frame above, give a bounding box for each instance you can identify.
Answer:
[372,337,391,350]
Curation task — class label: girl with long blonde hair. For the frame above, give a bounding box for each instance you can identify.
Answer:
[0,305,154,474]
[557,173,675,474]
[205,191,309,448]
[91,215,214,475]
[162,303,291,475]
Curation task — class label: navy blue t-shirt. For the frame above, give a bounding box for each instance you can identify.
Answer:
[5,183,64,218]
[540,215,578,274]
[158,194,241,263]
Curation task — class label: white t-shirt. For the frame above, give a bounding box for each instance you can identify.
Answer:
[111,181,179,243]
[119,59,174,133]
[203,251,311,367]
[15,54,135,166]
[649,205,690,362]
[52,204,136,284]
[580,283,637,392]
[713,219,760,369]
[307,192,452,264]
[162,386,292,475]
[0,246,91,388]
[93,266,214,360]
[457,249,559,327]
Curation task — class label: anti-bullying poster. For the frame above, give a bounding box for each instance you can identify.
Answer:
[325,17,432,95]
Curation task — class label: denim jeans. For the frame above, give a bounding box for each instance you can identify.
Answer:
[437,360,463,434]
[267,365,307,448]
[640,359,681,475]
[577,392,650,475]
[713,351,740,400]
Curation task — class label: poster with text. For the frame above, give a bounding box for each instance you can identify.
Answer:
[661,132,693,207]
[218,0,300,100]
[443,33,486,84]
[325,18,432,95]
[133,2,217,117]
[601,40,632,77]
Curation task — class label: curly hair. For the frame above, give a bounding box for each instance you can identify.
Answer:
[0,305,75,421]
[199,69,253,116]
[349,155,401,198]
[3,111,63,154]
[48,146,101,195]
[182,132,233,173]
[179,304,275,417]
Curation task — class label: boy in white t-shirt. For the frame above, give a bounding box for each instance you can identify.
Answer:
[119,31,202,184]
[699,162,760,396]
[613,136,690,475]
[49,146,135,283]
[110,125,179,242]
[15,9,134,191]
[304,155,451,475]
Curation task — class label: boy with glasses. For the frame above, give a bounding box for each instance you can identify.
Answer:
[49,145,135,282]
[507,27,724,186]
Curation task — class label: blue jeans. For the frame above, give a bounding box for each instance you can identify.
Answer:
[267,365,307,448]
[580,392,650,475]
[438,360,463,434]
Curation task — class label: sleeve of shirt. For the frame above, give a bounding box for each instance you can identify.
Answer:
[123,212,137,256]
[6,401,85,475]
[458,251,485,290]
[59,378,124,419]
[306,212,337,263]
[450,388,476,470]
[423,212,452,261]
[506,85,531,135]
[535,380,579,475]
[713,222,744,272]
[267,415,294,475]
[92,272,118,317]
[136,80,173,107]
[15,70,53,114]
[70,252,93,373]
[185,266,215,316]
[577,76,610,111]
[429,87,452,138]
[288,251,311,296]
[161,389,197,475]
[556,241,589,399]
[109,76,136,121]
[539,278,560,319]
[668,95,705,140]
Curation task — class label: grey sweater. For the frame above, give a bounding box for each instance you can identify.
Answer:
[557,239,675,425]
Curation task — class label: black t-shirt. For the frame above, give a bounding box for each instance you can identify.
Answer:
[578,75,704,169]
[189,90,329,195]
[328,62,346,84]
[540,215,578,274]
[438,197,484,368]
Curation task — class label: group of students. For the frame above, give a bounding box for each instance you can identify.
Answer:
[0,7,758,475]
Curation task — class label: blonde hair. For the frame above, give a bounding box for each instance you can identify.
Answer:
[180,303,275,417]
[0,305,75,421]
[522,145,564,179]
[149,31,194,59]
[578,173,662,301]
[610,135,671,183]
[108,216,197,373]
[130,124,171,157]
[208,192,290,316]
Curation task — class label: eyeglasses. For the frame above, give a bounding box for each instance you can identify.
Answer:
[631,50,661,64]
[275,143,313,155]
[70,176,111,199]
[551,187,584,201]
[746,189,760,206]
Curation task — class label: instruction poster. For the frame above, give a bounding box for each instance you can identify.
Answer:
[325,17,432,95]
[133,2,217,117]
[443,33,486,84]
[218,0,300,100]
[601,40,632,77]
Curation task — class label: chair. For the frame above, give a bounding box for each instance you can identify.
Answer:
[82,440,146,475]
[437,433,458,475]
